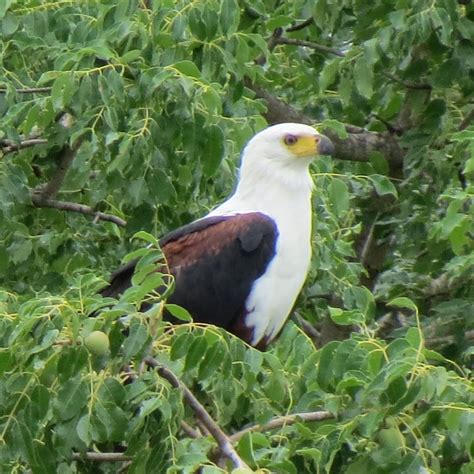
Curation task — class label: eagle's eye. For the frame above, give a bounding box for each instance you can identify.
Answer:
[284,134,298,146]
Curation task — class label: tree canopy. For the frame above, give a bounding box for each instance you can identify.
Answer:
[0,0,473,472]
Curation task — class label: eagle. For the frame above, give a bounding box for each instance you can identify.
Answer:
[101,123,334,349]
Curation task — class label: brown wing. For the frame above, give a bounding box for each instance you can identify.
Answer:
[100,213,278,341]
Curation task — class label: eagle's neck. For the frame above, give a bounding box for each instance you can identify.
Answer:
[211,156,314,224]
[210,152,314,346]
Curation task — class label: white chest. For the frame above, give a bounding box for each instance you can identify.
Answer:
[208,167,314,345]
[244,210,312,345]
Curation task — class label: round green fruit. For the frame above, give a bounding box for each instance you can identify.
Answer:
[84,331,110,356]
[378,427,406,450]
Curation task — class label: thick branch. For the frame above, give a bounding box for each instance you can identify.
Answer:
[144,357,250,470]
[72,452,132,462]
[31,196,127,227]
[247,81,404,168]
[229,411,334,443]
[40,145,78,200]
[1,138,48,155]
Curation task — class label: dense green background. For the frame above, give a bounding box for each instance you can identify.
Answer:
[0,0,473,472]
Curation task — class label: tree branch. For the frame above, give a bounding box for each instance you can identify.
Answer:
[246,80,405,168]
[72,452,133,462]
[358,212,380,267]
[286,17,314,32]
[30,196,127,227]
[180,420,201,438]
[0,138,48,155]
[383,72,432,91]
[144,357,250,470]
[40,145,79,200]
[229,410,334,443]
[458,108,474,131]
[274,36,344,57]
[293,312,321,345]
[255,27,283,65]
[273,38,432,92]
[0,87,52,94]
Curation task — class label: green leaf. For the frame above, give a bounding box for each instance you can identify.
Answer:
[171,60,202,78]
[354,56,373,98]
[319,58,341,91]
[170,331,193,360]
[463,157,474,174]
[388,297,417,312]
[122,322,149,360]
[370,175,398,198]
[317,341,339,390]
[329,307,364,325]
[405,327,421,348]
[198,341,225,380]
[184,336,208,371]
[54,377,88,421]
[200,87,222,114]
[51,74,74,111]
[2,12,18,36]
[10,239,33,264]
[165,303,192,322]
[120,49,142,64]
[321,119,348,139]
[430,8,453,46]
[219,0,240,36]
[77,414,92,445]
[329,178,349,214]
[201,124,225,176]
[132,231,159,247]
[0,0,15,18]
[266,15,293,30]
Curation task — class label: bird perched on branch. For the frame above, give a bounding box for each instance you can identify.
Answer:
[101,123,334,349]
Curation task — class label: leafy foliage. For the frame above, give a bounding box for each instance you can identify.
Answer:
[0,0,473,472]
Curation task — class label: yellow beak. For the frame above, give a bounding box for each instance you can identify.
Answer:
[292,134,335,158]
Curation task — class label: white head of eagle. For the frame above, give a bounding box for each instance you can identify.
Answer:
[101,123,334,349]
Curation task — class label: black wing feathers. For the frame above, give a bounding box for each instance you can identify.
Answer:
[99,212,278,336]
[100,259,137,299]
[165,213,278,329]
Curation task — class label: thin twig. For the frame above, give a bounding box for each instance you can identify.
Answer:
[286,17,314,32]
[274,37,344,57]
[255,28,283,65]
[371,114,404,135]
[359,212,380,267]
[345,124,366,134]
[229,411,334,443]
[293,313,321,342]
[1,138,48,155]
[0,87,52,94]
[144,357,250,470]
[383,72,432,91]
[72,452,133,462]
[31,197,127,227]
[180,420,201,439]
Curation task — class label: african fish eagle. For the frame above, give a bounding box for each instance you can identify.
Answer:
[101,123,334,349]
